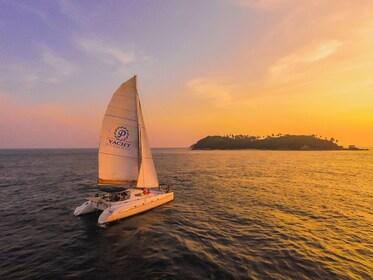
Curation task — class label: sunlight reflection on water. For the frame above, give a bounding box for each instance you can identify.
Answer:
[0,148,372,279]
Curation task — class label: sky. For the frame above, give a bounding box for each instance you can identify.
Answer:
[0,0,372,148]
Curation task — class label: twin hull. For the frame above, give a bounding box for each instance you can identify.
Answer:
[74,191,174,224]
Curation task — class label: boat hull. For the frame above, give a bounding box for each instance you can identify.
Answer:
[74,199,108,216]
[74,190,174,224]
[74,200,96,216]
[98,192,174,224]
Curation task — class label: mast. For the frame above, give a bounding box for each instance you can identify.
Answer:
[135,75,142,174]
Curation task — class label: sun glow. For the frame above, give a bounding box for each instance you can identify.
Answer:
[0,0,372,148]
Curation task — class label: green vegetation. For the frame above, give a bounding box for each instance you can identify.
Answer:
[191,134,343,150]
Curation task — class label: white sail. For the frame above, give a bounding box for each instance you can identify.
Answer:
[136,103,159,188]
[98,77,139,186]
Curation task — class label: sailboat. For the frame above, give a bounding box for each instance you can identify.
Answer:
[74,76,174,224]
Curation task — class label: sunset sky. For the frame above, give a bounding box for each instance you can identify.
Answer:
[0,0,372,148]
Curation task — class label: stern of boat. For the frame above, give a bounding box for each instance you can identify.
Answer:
[97,191,174,224]
[74,197,108,216]
[74,200,96,216]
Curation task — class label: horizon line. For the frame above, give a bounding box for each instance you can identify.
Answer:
[0,147,190,150]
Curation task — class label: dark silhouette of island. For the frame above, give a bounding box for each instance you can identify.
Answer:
[191,134,366,150]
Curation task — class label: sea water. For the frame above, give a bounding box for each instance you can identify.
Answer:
[0,148,372,279]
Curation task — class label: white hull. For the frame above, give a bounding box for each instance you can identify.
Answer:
[74,189,174,224]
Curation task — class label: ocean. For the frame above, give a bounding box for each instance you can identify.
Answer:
[0,148,372,279]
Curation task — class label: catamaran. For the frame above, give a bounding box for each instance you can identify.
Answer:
[74,76,174,224]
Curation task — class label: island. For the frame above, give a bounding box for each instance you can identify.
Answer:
[191,134,367,151]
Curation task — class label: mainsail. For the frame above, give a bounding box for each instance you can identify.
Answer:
[98,76,158,188]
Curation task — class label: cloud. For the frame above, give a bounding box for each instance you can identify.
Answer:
[269,40,342,77]
[42,49,76,83]
[57,0,102,27]
[0,64,40,93]
[76,38,134,65]
[0,47,76,93]
[0,93,97,148]
[2,0,48,21]
[234,0,292,9]
[0,92,9,103]
[188,77,233,107]
[57,0,81,22]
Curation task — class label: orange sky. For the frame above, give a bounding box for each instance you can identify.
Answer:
[0,0,372,148]
[147,0,373,148]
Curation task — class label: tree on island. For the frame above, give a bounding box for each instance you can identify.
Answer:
[191,134,344,150]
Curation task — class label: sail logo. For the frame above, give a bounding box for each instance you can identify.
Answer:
[107,126,131,150]
[114,126,129,141]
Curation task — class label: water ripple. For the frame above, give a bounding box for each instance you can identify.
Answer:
[0,148,372,279]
